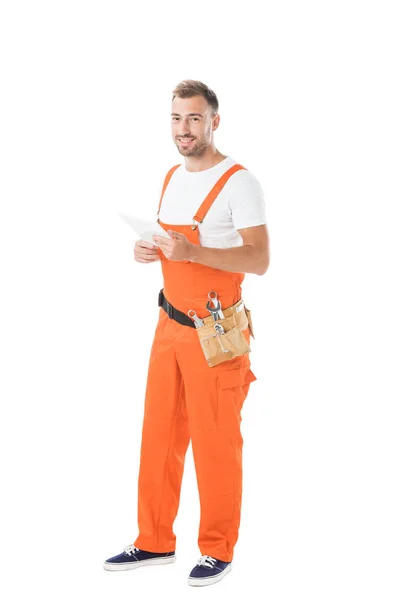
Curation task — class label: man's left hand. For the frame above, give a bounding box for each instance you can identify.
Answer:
[152,230,194,262]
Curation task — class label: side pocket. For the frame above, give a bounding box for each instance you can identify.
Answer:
[217,367,257,428]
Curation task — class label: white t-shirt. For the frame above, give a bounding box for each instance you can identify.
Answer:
[157,156,267,248]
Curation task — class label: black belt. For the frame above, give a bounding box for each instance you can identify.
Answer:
[158,289,196,328]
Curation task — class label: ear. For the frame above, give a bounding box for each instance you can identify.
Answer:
[212,113,220,131]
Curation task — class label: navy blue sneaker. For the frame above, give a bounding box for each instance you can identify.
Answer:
[103,544,176,571]
[188,555,232,586]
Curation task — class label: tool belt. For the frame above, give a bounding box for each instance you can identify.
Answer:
[158,289,255,368]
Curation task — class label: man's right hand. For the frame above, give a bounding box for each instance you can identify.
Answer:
[134,239,160,263]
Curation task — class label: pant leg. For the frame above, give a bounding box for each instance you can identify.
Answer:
[134,311,190,553]
[176,327,257,562]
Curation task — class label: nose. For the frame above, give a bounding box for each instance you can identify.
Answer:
[177,119,190,136]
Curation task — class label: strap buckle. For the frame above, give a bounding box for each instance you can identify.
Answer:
[158,289,164,307]
[166,301,173,319]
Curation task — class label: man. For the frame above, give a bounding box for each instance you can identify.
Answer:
[104,80,270,587]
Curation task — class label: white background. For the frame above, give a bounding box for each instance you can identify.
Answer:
[1,1,399,599]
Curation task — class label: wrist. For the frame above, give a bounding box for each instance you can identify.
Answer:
[188,243,198,263]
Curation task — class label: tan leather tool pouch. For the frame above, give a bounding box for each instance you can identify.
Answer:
[196,300,253,367]
[244,307,255,339]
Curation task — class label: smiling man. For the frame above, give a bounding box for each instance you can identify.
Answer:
[104,80,270,587]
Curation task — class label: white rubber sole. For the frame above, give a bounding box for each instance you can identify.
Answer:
[103,556,176,571]
[188,563,233,587]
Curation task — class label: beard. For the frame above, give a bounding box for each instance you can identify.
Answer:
[174,134,209,157]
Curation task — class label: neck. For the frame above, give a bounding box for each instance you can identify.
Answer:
[184,146,227,172]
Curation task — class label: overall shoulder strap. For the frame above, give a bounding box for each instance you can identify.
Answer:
[157,164,181,217]
[192,164,247,229]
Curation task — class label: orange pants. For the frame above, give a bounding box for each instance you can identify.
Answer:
[134,308,256,562]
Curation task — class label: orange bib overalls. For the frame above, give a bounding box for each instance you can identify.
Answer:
[133,163,257,562]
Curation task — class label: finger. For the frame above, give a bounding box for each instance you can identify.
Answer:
[136,252,158,261]
[136,246,158,255]
[153,239,170,249]
[137,239,157,249]
[167,230,184,239]
[135,256,160,263]
[153,235,172,244]
[136,246,159,255]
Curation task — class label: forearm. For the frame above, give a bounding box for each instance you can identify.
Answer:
[189,243,268,275]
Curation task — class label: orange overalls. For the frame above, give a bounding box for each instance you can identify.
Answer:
[133,163,257,563]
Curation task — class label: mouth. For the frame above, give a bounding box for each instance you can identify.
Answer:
[178,137,195,146]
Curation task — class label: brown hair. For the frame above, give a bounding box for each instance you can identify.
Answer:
[172,80,219,115]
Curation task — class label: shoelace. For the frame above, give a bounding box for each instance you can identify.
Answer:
[197,555,217,568]
[123,544,140,556]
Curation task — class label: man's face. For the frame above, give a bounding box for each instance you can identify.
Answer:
[171,95,218,157]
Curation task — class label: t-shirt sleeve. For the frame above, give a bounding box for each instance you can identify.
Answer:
[228,172,267,230]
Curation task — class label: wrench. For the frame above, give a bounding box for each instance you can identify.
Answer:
[188,309,204,328]
[207,291,225,319]
[214,323,229,353]
[206,299,221,322]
